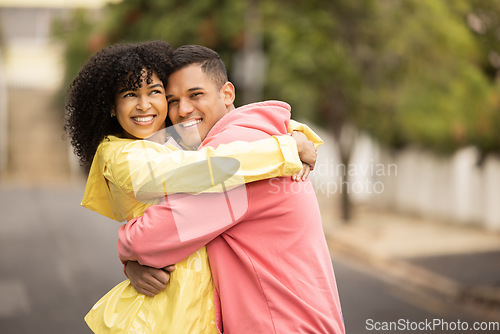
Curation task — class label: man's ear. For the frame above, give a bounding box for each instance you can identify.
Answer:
[221,81,235,107]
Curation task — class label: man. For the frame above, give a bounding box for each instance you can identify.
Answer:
[119,45,345,333]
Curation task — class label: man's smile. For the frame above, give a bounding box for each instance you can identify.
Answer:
[179,118,202,128]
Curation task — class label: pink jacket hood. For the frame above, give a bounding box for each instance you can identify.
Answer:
[202,100,291,148]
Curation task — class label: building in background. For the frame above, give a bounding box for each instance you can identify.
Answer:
[0,0,120,185]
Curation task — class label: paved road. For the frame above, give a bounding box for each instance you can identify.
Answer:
[0,186,123,333]
[0,186,498,333]
[334,256,499,333]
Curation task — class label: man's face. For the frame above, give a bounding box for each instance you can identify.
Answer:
[166,64,232,148]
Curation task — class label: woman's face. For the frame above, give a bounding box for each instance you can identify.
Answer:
[114,71,168,141]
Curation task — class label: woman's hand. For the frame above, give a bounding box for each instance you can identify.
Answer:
[291,131,317,181]
[292,163,312,182]
[125,261,175,297]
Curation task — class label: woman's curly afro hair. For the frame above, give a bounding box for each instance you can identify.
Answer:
[65,40,173,171]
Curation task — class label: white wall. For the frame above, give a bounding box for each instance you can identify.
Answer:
[0,51,7,174]
[311,129,500,231]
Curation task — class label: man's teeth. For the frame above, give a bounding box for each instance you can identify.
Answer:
[181,119,202,127]
[134,116,154,122]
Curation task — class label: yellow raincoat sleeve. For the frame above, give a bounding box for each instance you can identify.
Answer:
[288,119,324,148]
[82,122,322,220]
[122,120,322,200]
[105,134,303,201]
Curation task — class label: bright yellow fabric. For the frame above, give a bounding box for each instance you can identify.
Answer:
[82,125,322,333]
[81,134,303,222]
[289,120,324,148]
[85,248,215,333]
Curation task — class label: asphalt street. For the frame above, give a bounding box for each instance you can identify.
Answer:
[0,185,498,333]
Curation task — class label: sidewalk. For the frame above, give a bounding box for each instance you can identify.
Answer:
[325,206,500,319]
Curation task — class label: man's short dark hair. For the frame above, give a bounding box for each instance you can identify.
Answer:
[171,45,228,89]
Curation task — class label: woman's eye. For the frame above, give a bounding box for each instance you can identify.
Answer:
[151,89,163,95]
[168,99,179,105]
[123,92,135,98]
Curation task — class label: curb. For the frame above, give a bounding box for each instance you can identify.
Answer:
[327,234,500,315]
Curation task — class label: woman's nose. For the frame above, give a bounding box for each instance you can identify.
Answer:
[136,96,151,111]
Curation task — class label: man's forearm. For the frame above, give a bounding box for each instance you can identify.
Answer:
[118,186,248,268]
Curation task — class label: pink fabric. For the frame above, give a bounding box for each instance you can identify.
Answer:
[118,101,345,333]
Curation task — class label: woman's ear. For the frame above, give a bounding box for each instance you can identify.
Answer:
[110,107,116,117]
[221,81,235,107]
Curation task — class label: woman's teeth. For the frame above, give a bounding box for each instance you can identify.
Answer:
[133,116,154,122]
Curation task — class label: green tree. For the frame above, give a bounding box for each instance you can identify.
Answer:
[55,0,248,106]
[367,0,493,154]
[461,0,500,158]
[260,0,500,219]
[262,0,377,220]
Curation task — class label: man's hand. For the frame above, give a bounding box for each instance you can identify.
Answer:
[125,261,175,297]
[291,131,317,181]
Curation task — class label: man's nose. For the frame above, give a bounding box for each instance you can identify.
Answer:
[178,99,194,117]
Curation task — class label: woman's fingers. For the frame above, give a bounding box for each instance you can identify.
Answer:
[301,164,311,180]
[126,261,174,297]
[292,163,311,182]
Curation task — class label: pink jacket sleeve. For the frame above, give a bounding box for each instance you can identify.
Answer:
[118,186,249,267]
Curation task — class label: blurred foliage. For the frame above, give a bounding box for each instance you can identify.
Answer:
[55,0,500,157]
[53,0,247,106]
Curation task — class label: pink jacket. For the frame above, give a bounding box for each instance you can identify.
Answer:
[118,101,345,333]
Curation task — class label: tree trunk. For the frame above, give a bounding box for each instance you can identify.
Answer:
[323,93,355,223]
[339,157,351,222]
[333,123,356,223]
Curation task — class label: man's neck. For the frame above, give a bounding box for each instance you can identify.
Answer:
[180,142,200,151]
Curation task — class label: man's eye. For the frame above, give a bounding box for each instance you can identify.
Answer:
[168,99,179,105]
[191,92,202,98]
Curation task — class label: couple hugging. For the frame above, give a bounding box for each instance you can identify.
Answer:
[66,40,344,333]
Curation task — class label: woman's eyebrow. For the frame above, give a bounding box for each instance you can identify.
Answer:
[117,87,132,94]
[150,83,164,89]
[117,83,164,94]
